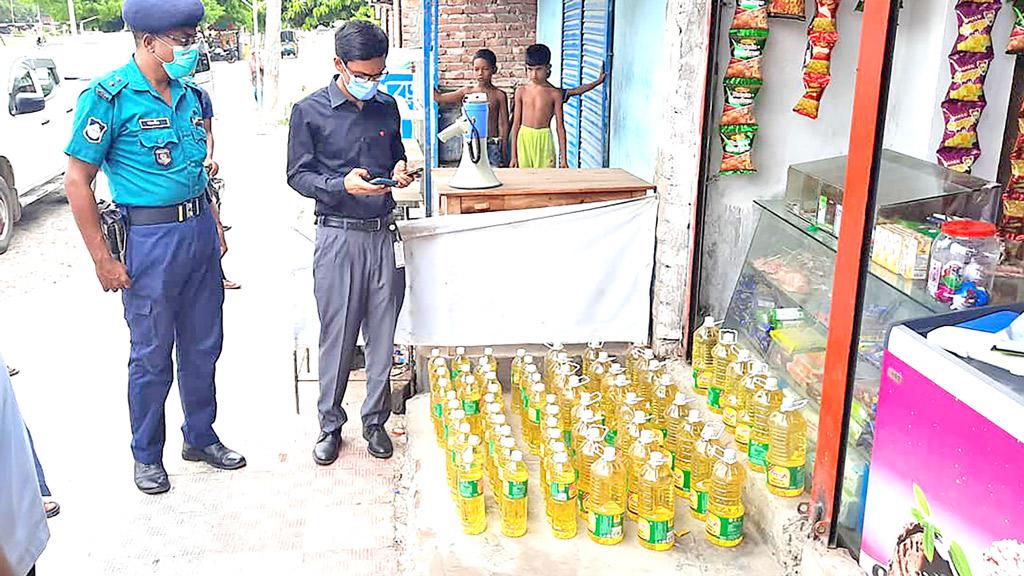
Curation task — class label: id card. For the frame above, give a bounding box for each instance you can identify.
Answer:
[393,240,406,269]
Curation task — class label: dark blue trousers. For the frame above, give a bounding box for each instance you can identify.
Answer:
[122,204,223,465]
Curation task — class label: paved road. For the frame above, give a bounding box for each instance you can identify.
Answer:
[1,34,410,575]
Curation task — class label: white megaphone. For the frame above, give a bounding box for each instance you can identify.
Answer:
[437,93,501,190]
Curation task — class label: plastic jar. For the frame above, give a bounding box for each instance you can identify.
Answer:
[926,220,1001,309]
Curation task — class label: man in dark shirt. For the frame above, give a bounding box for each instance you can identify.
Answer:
[287,21,413,464]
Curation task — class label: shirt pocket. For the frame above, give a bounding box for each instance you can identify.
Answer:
[137,129,180,168]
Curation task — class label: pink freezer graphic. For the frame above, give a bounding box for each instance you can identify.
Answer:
[860,351,1024,575]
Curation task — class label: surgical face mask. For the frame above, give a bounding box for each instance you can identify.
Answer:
[342,63,381,101]
[155,37,200,80]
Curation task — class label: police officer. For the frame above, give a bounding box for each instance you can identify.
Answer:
[287,21,413,464]
[64,0,245,495]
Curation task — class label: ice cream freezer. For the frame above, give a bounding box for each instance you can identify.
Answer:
[859,304,1024,576]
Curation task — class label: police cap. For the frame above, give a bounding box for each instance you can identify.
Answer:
[122,0,205,34]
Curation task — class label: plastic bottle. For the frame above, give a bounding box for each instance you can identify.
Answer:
[540,424,562,489]
[615,409,648,458]
[576,426,606,517]
[492,435,516,496]
[706,448,746,548]
[691,316,718,386]
[510,347,527,395]
[711,348,751,414]
[477,346,497,377]
[748,376,783,473]
[500,450,529,538]
[451,346,470,380]
[484,372,502,400]
[544,343,565,382]
[583,340,603,377]
[447,420,469,500]
[734,366,767,448]
[484,412,507,475]
[587,446,627,545]
[623,342,644,386]
[456,436,486,535]
[442,393,461,444]
[649,373,675,441]
[626,429,658,521]
[710,330,739,405]
[639,359,661,406]
[520,363,538,416]
[674,409,705,497]
[724,361,765,436]
[767,396,809,498]
[525,380,547,455]
[664,392,691,477]
[432,375,452,447]
[548,451,578,539]
[630,349,653,394]
[570,408,600,458]
[588,351,611,393]
[636,451,676,551]
[613,392,646,448]
[460,374,484,438]
[572,391,603,430]
[690,423,724,521]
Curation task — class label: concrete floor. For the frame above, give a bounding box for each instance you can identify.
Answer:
[400,394,786,576]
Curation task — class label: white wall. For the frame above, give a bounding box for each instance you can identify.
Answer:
[536,0,563,85]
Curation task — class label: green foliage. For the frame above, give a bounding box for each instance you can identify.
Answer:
[910,483,972,576]
[282,0,375,31]
[32,0,252,31]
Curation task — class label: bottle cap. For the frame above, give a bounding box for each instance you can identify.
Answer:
[633,410,647,424]
[649,451,666,465]
[532,383,545,393]
[610,362,622,372]
[511,450,524,462]
[765,377,780,391]
[438,366,450,377]
[643,350,655,360]
[493,414,507,425]
[546,427,561,440]
[720,330,737,344]
[588,340,602,348]
[586,427,603,441]
[703,316,715,327]
[722,448,738,464]
[468,434,480,445]
[649,360,661,370]
[546,394,558,405]
[558,364,571,376]
[674,392,688,405]
[781,396,809,412]
[602,446,616,460]
[465,374,476,384]
[552,342,564,350]
[459,422,471,434]
[558,352,569,362]
[659,373,672,387]
[524,355,535,364]
[640,430,656,444]
[483,393,495,404]
[516,348,526,357]
[484,347,493,356]
[581,409,595,421]
[737,349,752,361]
[531,373,542,383]
[598,351,609,361]
[430,348,440,357]
[546,416,559,428]
[462,450,475,464]
[453,409,466,419]
[702,422,724,440]
[546,405,559,416]
[438,377,450,387]
[552,442,566,453]
[553,452,569,464]
[579,392,593,404]
[501,436,516,448]
[687,409,702,423]
[499,425,512,436]
[568,375,581,388]
[487,384,500,395]
[625,392,639,404]
[456,346,466,354]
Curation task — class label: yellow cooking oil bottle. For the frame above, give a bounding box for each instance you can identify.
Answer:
[748,376,784,473]
[484,412,507,475]
[477,346,497,377]
[689,423,724,521]
[630,349,653,395]
[451,346,470,380]
[615,409,648,459]
[588,351,611,391]
[650,373,675,441]
[767,396,809,497]
[447,420,470,500]
[638,359,661,407]
[624,342,644,385]
[432,375,452,447]
[587,446,627,545]
[674,409,705,497]
[457,435,486,535]
[525,379,547,455]
[724,361,765,437]
[692,316,718,385]
[583,340,603,376]
[576,426,606,517]
[500,450,529,538]
[664,392,691,477]
[541,437,566,518]
[626,429,658,521]
[711,348,752,415]
[572,391,602,430]
[492,434,516,495]
[510,348,527,414]
[706,448,746,548]
[636,451,676,551]
[548,451,579,539]
[734,364,767,448]
[603,374,630,439]
[613,392,646,446]
[520,362,539,416]
[460,374,484,438]
[544,342,565,381]
[540,424,562,489]
[571,408,601,458]
[710,329,739,408]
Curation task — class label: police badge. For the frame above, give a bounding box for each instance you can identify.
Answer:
[84,117,107,143]
[154,147,172,167]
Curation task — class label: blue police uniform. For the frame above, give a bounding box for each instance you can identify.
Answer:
[65,55,223,465]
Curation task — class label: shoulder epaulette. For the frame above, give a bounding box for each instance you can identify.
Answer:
[95,73,129,102]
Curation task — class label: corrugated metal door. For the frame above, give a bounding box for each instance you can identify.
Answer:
[560,0,584,168]
[579,0,612,168]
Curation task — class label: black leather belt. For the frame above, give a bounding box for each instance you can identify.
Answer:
[124,196,205,226]
[316,214,393,232]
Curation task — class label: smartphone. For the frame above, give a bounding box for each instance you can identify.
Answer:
[368,177,399,186]
[407,167,424,178]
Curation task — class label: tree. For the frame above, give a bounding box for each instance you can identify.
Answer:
[33,0,252,31]
[282,0,375,31]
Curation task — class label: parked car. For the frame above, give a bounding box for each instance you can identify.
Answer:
[0,49,86,254]
[281,30,298,58]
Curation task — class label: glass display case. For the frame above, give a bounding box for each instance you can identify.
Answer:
[721,150,1002,553]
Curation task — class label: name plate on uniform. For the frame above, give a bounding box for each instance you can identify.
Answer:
[139,118,171,130]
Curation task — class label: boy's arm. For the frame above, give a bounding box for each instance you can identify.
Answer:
[553,91,568,169]
[566,63,607,97]
[433,86,468,106]
[498,90,511,159]
[510,87,523,168]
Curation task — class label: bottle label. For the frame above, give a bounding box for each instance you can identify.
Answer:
[488,440,495,457]
[708,387,723,409]
[748,440,769,468]
[681,469,692,492]
[588,511,624,539]
[450,449,457,464]
[458,479,482,498]
[550,481,578,503]
[736,424,752,445]
[768,463,806,491]
[639,517,674,546]
[578,490,590,513]
[521,389,529,410]
[673,466,686,491]
[605,429,618,446]
[670,450,677,471]
[723,406,738,428]
[528,407,541,424]
[692,368,699,381]
[451,367,462,379]
[462,399,480,416]
[563,430,572,446]
[443,424,449,441]
[504,479,528,500]
[627,492,639,517]
[432,402,443,419]
[690,486,708,515]
[706,513,744,543]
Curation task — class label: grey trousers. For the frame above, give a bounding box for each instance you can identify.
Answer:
[313,224,405,432]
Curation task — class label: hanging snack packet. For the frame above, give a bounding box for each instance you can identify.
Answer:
[794,0,840,119]
[768,0,805,19]
[721,77,763,126]
[941,100,985,149]
[936,146,982,173]
[720,124,759,175]
[732,0,769,30]
[1008,0,1024,54]
[947,51,992,102]
[726,28,769,81]
[955,0,1000,54]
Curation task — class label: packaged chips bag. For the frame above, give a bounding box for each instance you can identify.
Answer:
[948,51,992,102]
[1008,0,1024,54]
[732,0,769,30]
[941,99,986,149]
[726,28,769,81]
[768,0,805,19]
[721,77,763,126]
[720,124,759,175]
[794,0,840,120]
[955,0,1000,54]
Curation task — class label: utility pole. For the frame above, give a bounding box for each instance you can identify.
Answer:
[262,0,280,118]
[9,0,14,25]
[66,0,77,34]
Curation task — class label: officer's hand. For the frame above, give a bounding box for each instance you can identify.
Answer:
[96,255,131,292]
[392,161,414,189]
[205,159,220,178]
[344,168,388,196]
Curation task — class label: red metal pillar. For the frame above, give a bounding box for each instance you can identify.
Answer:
[811,0,899,540]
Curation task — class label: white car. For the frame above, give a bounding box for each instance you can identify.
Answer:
[0,49,86,254]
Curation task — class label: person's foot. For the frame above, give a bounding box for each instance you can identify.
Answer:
[7,366,19,377]
[222,225,232,232]
[134,462,170,495]
[182,442,247,470]
[43,501,60,518]
[313,430,342,466]
[363,425,393,459]
[223,279,242,290]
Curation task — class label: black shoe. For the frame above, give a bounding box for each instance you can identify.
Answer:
[313,430,342,466]
[363,425,393,459]
[7,366,19,377]
[222,225,232,232]
[182,442,247,470]
[134,462,170,495]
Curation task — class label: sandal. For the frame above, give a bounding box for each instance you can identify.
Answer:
[7,366,19,377]
[44,501,60,519]
[223,279,242,290]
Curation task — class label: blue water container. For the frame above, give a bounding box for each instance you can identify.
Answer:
[463,99,490,141]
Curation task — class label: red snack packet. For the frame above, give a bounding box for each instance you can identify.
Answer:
[794,1,840,120]
[732,0,769,30]
[768,0,806,19]
[1009,1,1024,54]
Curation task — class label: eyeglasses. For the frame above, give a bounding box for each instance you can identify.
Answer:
[343,62,388,82]
[160,33,200,50]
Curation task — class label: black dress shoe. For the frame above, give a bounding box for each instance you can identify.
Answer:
[313,430,342,466]
[134,462,170,495]
[182,442,247,470]
[363,425,393,459]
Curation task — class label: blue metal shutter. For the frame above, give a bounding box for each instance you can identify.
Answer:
[579,0,612,168]
[561,0,584,168]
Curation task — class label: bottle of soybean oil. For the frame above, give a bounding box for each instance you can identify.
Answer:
[673,409,705,497]
[477,346,497,378]
[540,424,562,490]
[626,429,658,521]
[748,376,784,473]
[639,359,662,407]
[637,451,676,551]
[576,426,606,517]
[767,396,809,498]
[457,436,486,535]
[709,329,739,407]
[432,375,451,447]
[500,450,529,538]
[451,346,470,380]
[613,392,646,447]
[447,420,470,501]
[524,378,547,455]
[587,446,627,545]
[588,351,611,392]
[710,348,752,415]
[492,435,516,497]
[724,361,764,436]
[548,451,579,539]
[601,366,628,420]
[631,349,653,396]
[689,423,724,521]
[510,347,527,396]
[520,362,538,416]
[691,316,718,382]
[542,439,568,520]
[706,448,746,548]
[571,408,601,459]
[460,374,484,438]
[650,373,676,440]
[664,392,692,478]
[614,409,648,459]
[733,364,767,448]
[583,340,603,376]
[544,342,565,382]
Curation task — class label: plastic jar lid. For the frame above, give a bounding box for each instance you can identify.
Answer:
[940,220,997,239]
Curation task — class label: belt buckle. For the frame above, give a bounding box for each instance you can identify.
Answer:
[368,218,382,232]
[183,199,197,220]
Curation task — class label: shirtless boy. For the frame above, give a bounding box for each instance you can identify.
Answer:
[433,49,511,167]
[511,44,567,169]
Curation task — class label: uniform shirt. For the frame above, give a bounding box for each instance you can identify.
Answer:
[0,353,49,576]
[197,85,214,120]
[65,57,209,208]
[287,77,406,220]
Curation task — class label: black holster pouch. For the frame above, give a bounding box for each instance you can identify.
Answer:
[97,199,127,264]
